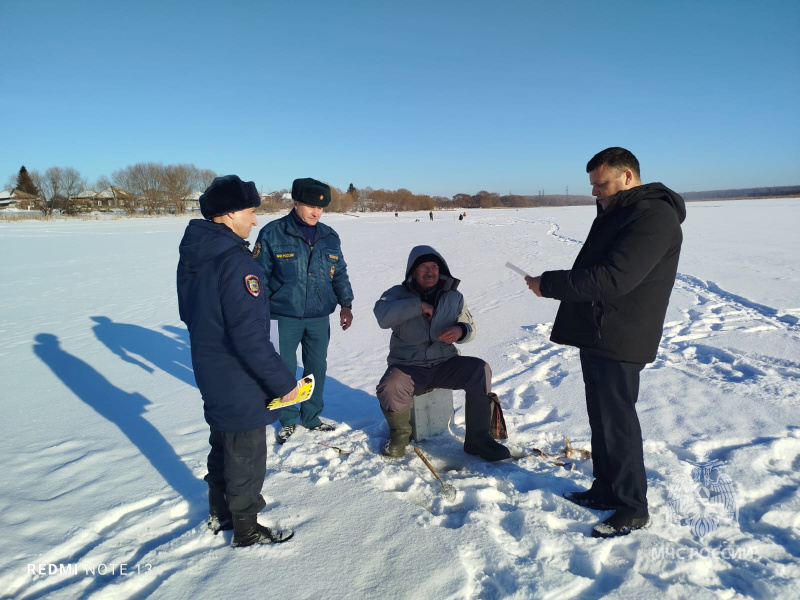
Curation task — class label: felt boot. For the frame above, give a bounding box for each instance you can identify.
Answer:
[464,394,511,461]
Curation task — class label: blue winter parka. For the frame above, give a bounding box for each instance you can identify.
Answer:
[177,219,296,432]
[254,211,354,319]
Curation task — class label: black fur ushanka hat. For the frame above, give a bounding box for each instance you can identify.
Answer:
[292,177,331,208]
[200,175,261,219]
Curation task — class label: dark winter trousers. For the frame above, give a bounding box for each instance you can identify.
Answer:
[205,427,268,516]
[276,315,330,429]
[580,350,648,517]
[376,356,492,413]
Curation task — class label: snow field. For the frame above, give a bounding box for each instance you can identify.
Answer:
[0,200,798,599]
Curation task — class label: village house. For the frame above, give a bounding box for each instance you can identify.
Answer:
[94,186,135,209]
[182,191,201,212]
[0,188,37,210]
[74,187,136,210]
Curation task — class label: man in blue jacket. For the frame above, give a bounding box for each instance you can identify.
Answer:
[177,175,299,547]
[254,178,354,444]
[526,148,686,538]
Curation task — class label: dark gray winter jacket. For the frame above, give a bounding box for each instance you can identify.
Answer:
[374,245,475,367]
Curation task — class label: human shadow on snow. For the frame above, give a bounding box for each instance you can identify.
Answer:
[90,318,382,433]
[29,333,207,597]
[90,316,196,387]
[88,316,383,443]
[32,333,205,507]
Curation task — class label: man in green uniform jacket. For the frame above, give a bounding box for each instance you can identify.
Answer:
[254,178,355,444]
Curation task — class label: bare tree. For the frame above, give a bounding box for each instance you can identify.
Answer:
[356,186,374,212]
[113,162,167,214]
[340,190,356,213]
[327,186,355,213]
[452,193,476,209]
[34,166,86,215]
[59,167,87,214]
[26,169,45,212]
[38,167,60,215]
[93,175,113,192]
[110,166,141,214]
[163,163,196,213]
[197,168,217,191]
[475,190,500,209]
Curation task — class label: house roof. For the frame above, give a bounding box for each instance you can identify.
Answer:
[0,188,37,200]
[96,186,135,199]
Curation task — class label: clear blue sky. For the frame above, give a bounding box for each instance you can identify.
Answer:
[2,0,798,197]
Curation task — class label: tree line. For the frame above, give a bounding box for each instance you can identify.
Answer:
[681,185,800,201]
[6,163,593,217]
[285,183,593,213]
[7,163,218,216]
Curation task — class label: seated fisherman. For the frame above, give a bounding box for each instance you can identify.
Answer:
[373,245,511,461]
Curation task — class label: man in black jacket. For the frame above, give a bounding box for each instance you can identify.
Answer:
[177,175,299,547]
[526,147,686,538]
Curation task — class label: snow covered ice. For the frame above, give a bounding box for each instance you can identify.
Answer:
[1,199,799,599]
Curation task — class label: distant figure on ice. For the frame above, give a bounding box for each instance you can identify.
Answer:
[395,212,398,217]
[373,245,511,461]
[429,211,433,221]
[254,178,354,445]
[458,213,463,221]
[177,175,299,547]
[525,147,686,538]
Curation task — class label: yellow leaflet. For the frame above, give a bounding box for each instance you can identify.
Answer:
[267,375,315,410]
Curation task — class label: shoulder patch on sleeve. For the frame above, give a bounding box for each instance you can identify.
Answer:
[252,241,262,258]
[244,274,261,297]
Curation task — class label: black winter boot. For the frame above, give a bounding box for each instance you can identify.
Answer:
[207,487,233,535]
[464,394,511,461]
[231,514,294,547]
[381,408,412,458]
